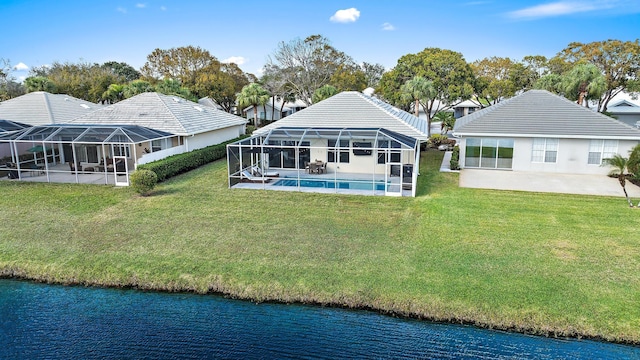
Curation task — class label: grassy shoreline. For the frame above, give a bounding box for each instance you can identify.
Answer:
[1,151,639,345]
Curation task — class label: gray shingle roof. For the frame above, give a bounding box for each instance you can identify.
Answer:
[254,91,429,140]
[454,90,640,140]
[69,92,247,135]
[0,91,102,126]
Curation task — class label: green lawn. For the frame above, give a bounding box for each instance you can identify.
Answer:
[1,150,639,343]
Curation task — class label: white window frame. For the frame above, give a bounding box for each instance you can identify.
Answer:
[588,140,618,165]
[531,138,558,163]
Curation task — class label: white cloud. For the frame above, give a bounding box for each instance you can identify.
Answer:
[507,1,611,19]
[136,3,146,8]
[116,6,127,14]
[222,56,246,66]
[160,6,167,11]
[13,62,29,71]
[381,22,395,31]
[330,8,360,23]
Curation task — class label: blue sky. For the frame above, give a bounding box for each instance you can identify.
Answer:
[2,0,639,82]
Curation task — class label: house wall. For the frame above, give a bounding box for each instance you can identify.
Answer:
[184,125,245,152]
[307,138,414,175]
[459,136,640,175]
[611,113,640,128]
[245,105,283,121]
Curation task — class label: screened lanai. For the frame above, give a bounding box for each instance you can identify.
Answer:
[0,124,176,186]
[227,127,421,197]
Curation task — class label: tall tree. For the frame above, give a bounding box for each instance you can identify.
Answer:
[236,83,270,127]
[101,61,141,82]
[472,57,517,106]
[0,59,25,100]
[378,48,475,126]
[154,78,197,101]
[555,40,640,112]
[123,79,154,98]
[101,83,125,104]
[560,63,606,106]
[329,64,367,92]
[400,76,435,118]
[24,76,56,93]
[312,85,338,104]
[141,46,219,88]
[265,34,355,105]
[193,63,249,113]
[361,62,386,88]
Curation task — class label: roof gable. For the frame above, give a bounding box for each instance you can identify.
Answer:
[69,92,246,135]
[254,91,428,140]
[0,92,102,126]
[454,90,640,139]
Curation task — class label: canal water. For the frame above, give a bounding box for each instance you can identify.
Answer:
[1,279,638,359]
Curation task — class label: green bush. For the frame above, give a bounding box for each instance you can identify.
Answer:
[138,135,248,182]
[130,169,158,196]
[428,134,448,148]
[450,146,460,170]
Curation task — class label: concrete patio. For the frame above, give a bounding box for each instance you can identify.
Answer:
[459,168,640,197]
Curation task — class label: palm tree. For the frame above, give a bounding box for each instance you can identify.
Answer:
[311,85,338,104]
[434,111,455,134]
[237,83,270,127]
[603,154,634,207]
[400,76,436,136]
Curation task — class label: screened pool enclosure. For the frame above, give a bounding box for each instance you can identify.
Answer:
[227,127,421,197]
[0,124,176,186]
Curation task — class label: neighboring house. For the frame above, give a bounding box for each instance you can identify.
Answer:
[453,99,481,119]
[0,91,102,126]
[198,97,224,111]
[243,97,307,121]
[0,92,102,160]
[1,92,246,186]
[228,91,429,197]
[606,99,640,129]
[453,90,640,176]
[68,92,247,164]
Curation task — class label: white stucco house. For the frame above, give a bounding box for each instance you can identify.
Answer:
[606,99,640,129]
[243,96,308,122]
[1,92,246,185]
[0,91,103,126]
[228,91,429,197]
[453,90,640,176]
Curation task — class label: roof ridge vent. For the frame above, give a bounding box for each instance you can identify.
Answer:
[193,105,204,112]
[80,104,90,109]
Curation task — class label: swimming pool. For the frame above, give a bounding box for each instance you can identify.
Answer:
[272,177,388,191]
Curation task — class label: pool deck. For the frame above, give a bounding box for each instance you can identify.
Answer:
[231,169,412,197]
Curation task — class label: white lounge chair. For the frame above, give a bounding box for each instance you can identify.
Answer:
[241,170,272,183]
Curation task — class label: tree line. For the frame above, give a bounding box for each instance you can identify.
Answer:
[2,37,638,124]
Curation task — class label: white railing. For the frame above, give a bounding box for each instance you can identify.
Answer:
[138,145,186,165]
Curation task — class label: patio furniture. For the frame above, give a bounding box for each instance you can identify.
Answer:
[69,161,82,172]
[241,170,272,183]
[252,166,279,177]
[317,162,326,174]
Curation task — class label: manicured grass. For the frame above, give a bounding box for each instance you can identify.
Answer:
[1,150,639,344]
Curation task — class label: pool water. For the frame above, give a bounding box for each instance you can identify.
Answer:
[273,177,388,191]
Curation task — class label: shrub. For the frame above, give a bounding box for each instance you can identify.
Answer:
[130,169,158,196]
[428,134,448,148]
[450,146,460,170]
[138,135,248,182]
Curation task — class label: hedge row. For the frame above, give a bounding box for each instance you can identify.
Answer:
[138,135,248,182]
